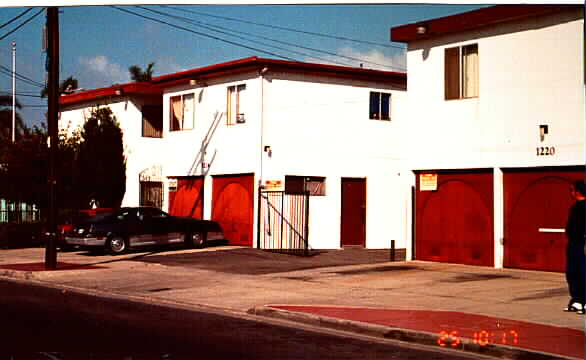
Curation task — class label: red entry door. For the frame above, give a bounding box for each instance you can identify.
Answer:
[503,167,584,272]
[168,177,204,219]
[341,178,366,247]
[212,174,254,246]
[415,171,494,266]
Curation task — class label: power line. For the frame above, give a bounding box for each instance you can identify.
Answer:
[0,8,44,41]
[137,6,405,71]
[0,64,45,88]
[135,6,353,68]
[21,104,47,108]
[0,90,44,98]
[161,5,406,51]
[111,6,298,62]
[0,8,33,30]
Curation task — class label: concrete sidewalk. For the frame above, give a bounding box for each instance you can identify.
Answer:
[0,246,584,359]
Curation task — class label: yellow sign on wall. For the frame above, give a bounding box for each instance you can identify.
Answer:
[420,173,438,191]
[264,180,283,191]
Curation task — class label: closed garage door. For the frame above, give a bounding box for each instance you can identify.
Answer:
[168,177,204,219]
[212,174,254,246]
[415,170,494,266]
[503,167,584,272]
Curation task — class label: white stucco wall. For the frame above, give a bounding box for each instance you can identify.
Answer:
[261,73,409,249]
[405,8,585,170]
[402,7,584,266]
[161,71,409,250]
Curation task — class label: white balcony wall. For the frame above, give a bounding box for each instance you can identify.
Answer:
[405,8,585,171]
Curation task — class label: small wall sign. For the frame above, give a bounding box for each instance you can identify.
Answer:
[168,178,178,192]
[420,173,438,191]
[264,180,283,191]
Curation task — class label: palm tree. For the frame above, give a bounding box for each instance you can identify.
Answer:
[129,62,155,82]
[40,76,79,98]
[0,95,25,142]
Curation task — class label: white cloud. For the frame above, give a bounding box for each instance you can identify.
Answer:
[78,55,129,88]
[153,56,187,76]
[307,47,406,73]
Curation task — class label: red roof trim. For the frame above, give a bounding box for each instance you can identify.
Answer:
[60,82,162,106]
[61,57,406,106]
[391,5,582,43]
[152,56,405,87]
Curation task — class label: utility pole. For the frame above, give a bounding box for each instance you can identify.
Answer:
[45,7,59,270]
[11,42,15,143]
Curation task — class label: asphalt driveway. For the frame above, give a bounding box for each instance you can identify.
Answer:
[134,247,395,275]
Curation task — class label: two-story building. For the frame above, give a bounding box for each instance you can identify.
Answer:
[391,5,584,272]
[59,57,408,254]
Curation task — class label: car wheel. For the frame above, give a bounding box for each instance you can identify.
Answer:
[192,232,207,248]
[107,236,128,254]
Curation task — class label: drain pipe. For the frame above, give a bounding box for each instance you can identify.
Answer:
[257,66,268,249]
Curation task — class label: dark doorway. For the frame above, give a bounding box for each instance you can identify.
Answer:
[340,178,366,247]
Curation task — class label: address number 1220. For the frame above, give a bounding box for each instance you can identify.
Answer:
[536,146,555,156]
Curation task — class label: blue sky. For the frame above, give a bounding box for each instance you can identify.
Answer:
[0,4,488,128]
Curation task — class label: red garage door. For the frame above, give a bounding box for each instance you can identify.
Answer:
[503,167,584,272]
[416,170,494,266]
[168,177,204,219]
[212,174,254,246]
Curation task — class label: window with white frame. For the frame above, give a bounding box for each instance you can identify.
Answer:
[227,84,246,125]
[369,92,391,120]
[445,43,479,100]
[170,93,194,131]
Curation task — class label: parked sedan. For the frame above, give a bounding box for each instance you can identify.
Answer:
[64,207,224,254]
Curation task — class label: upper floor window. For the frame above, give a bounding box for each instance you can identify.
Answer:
[170,94,194,131]
[369,92,391,120]
[142,104,162,138]
[227,84,246,125]
[445,43,478,100]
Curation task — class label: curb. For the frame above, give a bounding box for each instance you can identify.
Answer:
[248,306,579,360]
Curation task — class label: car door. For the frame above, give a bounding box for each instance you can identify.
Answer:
[143,207,175,244]
[134,208,158,245]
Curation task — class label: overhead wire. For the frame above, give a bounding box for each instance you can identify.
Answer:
[0,8,44,41]
[0,90,44,98]
[111,6,298,62]
[0,65,45,88]
[0,8,33,31]
[160,5,406,51]
[135,6,353,68]
[138,6,405,71]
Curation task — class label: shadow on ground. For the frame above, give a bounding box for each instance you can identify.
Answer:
[134,248,395,275]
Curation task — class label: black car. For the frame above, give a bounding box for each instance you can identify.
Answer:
[64,207,224,254]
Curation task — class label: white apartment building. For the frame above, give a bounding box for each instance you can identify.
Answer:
[391,5,584,272]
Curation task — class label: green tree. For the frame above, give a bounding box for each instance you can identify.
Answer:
[129,62,155,82]
[0,95,25,143]
[40,76,79,98]
[0,123,48,208]
[76,107,126,209]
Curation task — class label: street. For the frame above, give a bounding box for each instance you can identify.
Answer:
[0,279,486,360]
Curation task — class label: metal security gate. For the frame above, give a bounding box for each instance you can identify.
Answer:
[258,190,310,255]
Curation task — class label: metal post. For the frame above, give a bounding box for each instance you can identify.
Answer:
[11,42,15,143]
[256,186,262,249]
[303,191,309,256]
[44,7,59,270]
[390,240,395,262]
